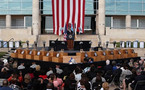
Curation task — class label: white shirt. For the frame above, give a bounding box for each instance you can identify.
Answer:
[30,64,37,69]
[17,65,25,70]
[75,73,82,82]
[56,68,63,74]
[46,70,53,76]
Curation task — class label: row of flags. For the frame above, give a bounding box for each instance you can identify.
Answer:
[51,0,85,40]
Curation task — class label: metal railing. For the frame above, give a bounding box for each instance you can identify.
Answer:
[1,38,14,52]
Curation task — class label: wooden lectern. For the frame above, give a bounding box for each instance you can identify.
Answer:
[67,33,75,50]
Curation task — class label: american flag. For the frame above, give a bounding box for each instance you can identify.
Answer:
[52,0,85,35]
[63,24,67,41]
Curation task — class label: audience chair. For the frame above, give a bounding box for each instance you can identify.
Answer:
[134,80,145,90]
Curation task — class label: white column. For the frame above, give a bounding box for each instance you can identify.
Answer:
[32,0,41,35]
[6,15,11,28]
[126,15,131,29]
[98,0,105,35]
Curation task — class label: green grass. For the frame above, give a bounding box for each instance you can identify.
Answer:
[0,52,7,58]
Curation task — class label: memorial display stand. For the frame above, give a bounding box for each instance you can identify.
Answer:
[26,49,37,60]
[127,49,138,57]
[11,48,22,58]
[120,49,130,58]
[43,51,57,62]
[96,50,106,61]
[105,50,114,60]
[92,52,101,62]
[18,49,30,59]
[113,49,122,59]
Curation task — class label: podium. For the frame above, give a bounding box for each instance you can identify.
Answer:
[67,34,74,50]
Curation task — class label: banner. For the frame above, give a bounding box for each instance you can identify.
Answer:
[52,0,85,35]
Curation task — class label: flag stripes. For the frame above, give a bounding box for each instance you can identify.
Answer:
[52,0,85,35]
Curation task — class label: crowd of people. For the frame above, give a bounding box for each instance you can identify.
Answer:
[0,57,144,90]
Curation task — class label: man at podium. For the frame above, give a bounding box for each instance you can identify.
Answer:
[66,23,75,50]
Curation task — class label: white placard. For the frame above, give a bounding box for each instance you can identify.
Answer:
[140,42,144,48]
[29,51,32,55]
[37,51,40,56]
[15,41,20,48]
[103,52,106,56]
[118,51,121,54]
[56,53,59,57]
[14,50,17,53]
[46,53,49,56]
[133,41,138,48]
[85,53,88,57]
[21,51,24,54]
[9,41,13,48]
[94,52,97,56]
[3,41,7,48]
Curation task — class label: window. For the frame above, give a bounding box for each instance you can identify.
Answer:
[12,18,24,29]
[113,17,125,29]
[25,16,32,27]
[45,16,53,33]
[0,18,6,28]
[131,17,145,29]
[105,16,111,27]
[131,19,138,29]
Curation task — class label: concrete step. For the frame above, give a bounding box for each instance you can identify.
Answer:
[5,54,10,56]
[0,58,5,60]
[2,56,9,58]
[0,48,9,52]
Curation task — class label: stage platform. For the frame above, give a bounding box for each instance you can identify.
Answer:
[12,57,140,70]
